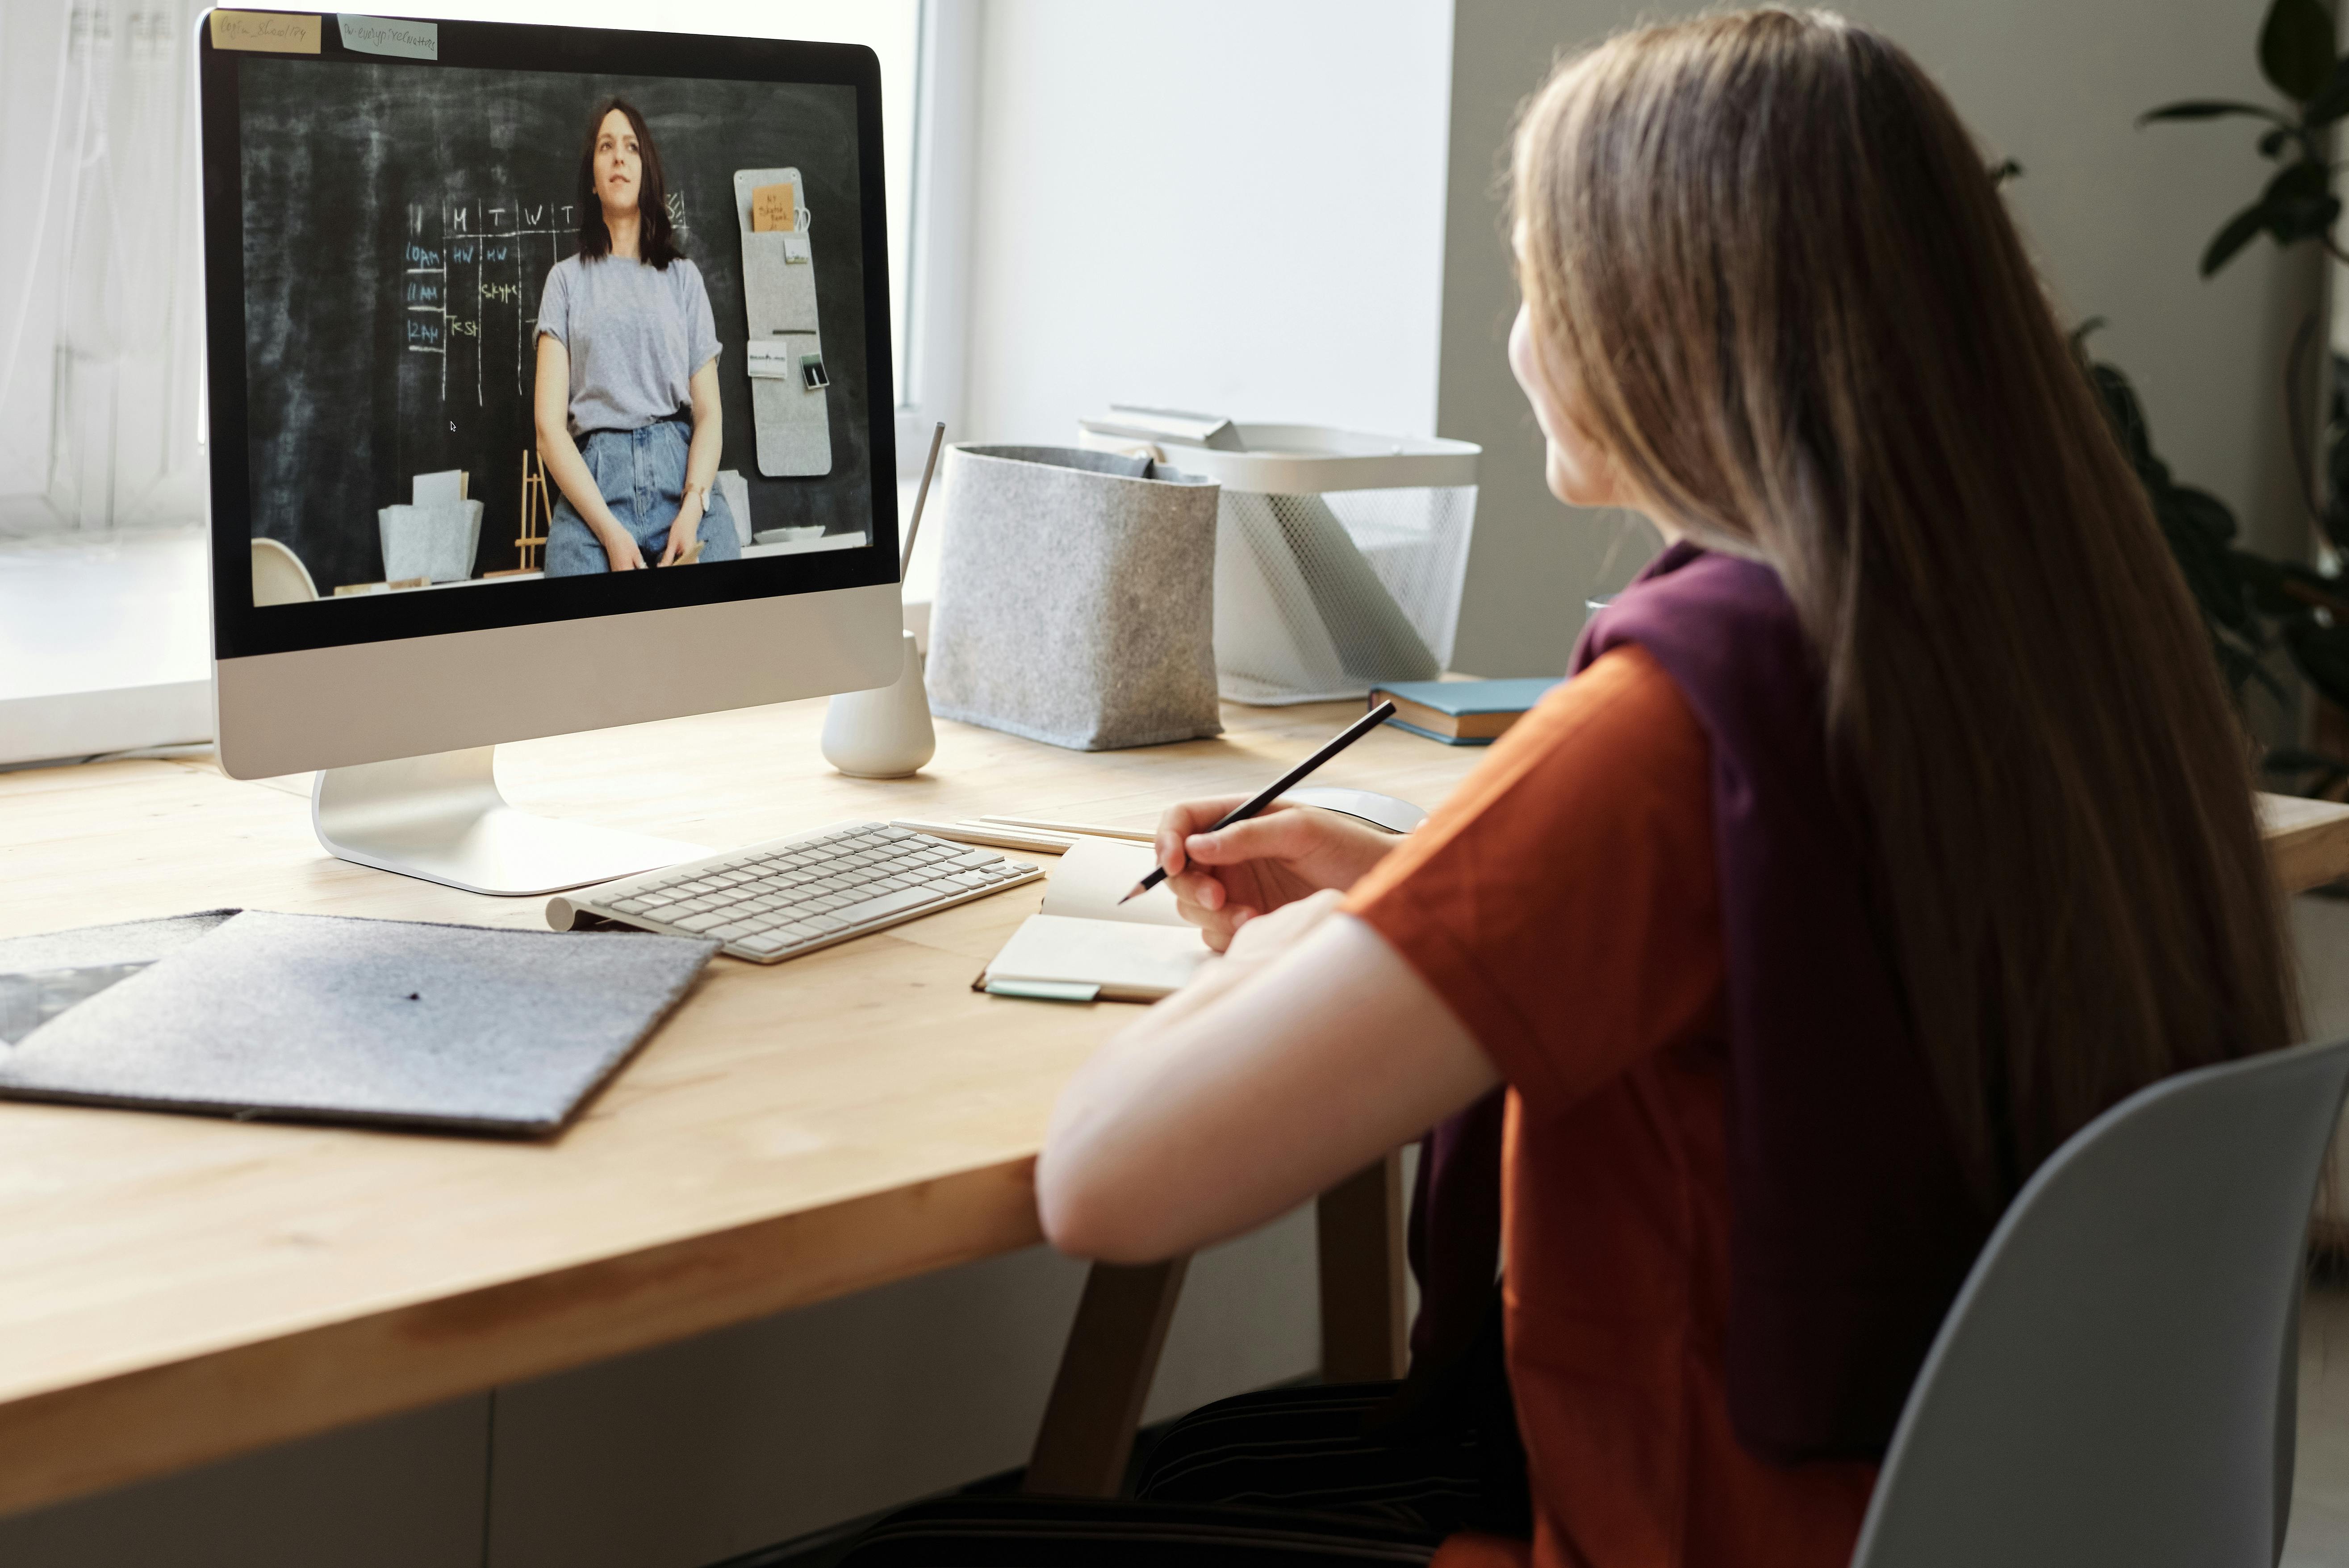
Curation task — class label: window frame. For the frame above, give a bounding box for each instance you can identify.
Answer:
[894,0,976,478]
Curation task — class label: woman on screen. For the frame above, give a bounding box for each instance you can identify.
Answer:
[535,97,738,575]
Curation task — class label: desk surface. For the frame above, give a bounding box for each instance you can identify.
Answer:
[0,696,1483,1518]
[0,697,2343,1519]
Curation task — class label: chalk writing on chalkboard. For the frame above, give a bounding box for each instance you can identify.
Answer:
[402,192,694,410]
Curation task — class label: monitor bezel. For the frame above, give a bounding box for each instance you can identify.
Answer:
[198,13,901,662]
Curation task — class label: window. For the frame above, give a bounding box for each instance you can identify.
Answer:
[0,0,961,541]
[0,0,972,763]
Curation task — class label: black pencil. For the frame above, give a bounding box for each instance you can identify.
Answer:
[1118,701,1399,905]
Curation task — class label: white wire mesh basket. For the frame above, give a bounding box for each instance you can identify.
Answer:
[1078,415,1479,705]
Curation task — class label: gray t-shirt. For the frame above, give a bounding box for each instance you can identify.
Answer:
[536,254,722,437]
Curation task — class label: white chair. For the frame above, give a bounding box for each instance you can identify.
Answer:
[1851,1036,2349,1568]
[249,536,318,605]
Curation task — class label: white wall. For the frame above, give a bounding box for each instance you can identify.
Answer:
[957,0,1456,445]
[1438,0,2327,678]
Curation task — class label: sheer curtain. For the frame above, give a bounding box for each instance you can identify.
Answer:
[0,0,206,537]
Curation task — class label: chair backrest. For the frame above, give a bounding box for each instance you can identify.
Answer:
[1850,1036,2349,1568]
[249,536,319,605]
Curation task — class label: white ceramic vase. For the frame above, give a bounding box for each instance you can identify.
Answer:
[821,630,936,778]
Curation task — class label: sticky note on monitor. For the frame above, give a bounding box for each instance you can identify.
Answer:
[751,183,797,234]
[209,11,322,52]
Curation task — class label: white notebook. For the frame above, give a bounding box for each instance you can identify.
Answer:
[982,839,1212,1002]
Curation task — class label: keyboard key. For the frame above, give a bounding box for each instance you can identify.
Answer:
[711,922,761,941]
[611,898,651,913]
[673,913,728,933]
[834,885,948,927]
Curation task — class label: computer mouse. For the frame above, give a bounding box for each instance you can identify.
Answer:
[1280,786,1427,835]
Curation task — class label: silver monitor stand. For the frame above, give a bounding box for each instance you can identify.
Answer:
[311,747,706,898]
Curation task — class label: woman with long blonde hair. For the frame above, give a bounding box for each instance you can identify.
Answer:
[842,12,2293,1568]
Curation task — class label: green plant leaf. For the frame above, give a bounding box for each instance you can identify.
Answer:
[2203,199,2275,274]
[2259,159,2341,243]
[2307,58,2349,123]
[2175,486,2240,544]
[2234,548,2301,616]
[2284,617,2349,710]
[2139,98,2293,125]
[2261,0,2336,101]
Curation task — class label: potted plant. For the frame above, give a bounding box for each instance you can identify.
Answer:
[2084,0,2349,797]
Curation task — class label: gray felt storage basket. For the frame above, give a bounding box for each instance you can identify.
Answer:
[924,445,1222,750]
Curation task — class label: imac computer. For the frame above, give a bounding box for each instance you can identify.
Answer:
[197,12,904,896]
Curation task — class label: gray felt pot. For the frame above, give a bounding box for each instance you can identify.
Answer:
[924,445,1221,750]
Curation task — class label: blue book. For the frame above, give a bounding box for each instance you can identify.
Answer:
[1371,677,1561,746]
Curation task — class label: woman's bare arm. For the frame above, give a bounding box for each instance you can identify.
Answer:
[1037,894,1500,1263]
[659,358,725,565]
[534,333,642,571]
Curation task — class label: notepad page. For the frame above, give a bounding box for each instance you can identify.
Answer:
[1041,838,1190,927]
[985,916,1210,1002]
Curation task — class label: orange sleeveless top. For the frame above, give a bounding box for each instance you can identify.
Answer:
[1346,646,1877,1568]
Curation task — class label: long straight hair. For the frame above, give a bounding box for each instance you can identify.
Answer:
[1511,9,2295,1200]
[575,97,680,269]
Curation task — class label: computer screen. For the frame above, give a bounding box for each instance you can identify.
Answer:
[200,15,899,659]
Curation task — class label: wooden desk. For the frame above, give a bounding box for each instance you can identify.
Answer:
[0,695,2342,1521]
[0,697,1480,1520]
[2264,792,2349,895]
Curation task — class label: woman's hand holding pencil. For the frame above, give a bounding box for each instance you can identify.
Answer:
[1128,701,1404,951]
[1151,800,1400,951]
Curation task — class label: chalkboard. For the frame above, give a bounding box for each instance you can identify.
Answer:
[236,57,875,594]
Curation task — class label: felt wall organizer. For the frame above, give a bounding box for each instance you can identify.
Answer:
[733,167,832,478]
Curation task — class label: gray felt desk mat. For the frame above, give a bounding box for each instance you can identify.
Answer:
[0,908,238,973]
[0,910,719,1137]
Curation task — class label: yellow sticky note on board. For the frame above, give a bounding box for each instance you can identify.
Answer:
[751,183,796,234]
[210,11,322,52]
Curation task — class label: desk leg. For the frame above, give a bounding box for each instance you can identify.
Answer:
[1025,1257,1191,1497]
[1318,1152,1407,1382]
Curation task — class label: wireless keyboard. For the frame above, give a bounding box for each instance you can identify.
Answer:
[547,821,1044,963]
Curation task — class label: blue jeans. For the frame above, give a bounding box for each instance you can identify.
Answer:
[544,420,740,576]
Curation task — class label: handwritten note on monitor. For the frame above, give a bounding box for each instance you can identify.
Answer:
[210,11,321,53]
[751,183,797,233]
